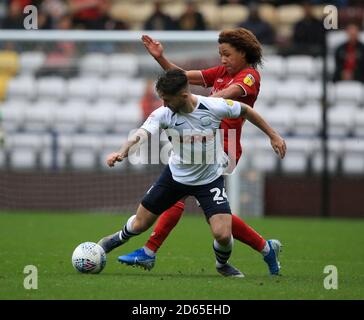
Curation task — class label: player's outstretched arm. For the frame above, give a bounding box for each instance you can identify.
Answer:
[141,35,204,86]
[106,128,149,167]
[240,103,287,159]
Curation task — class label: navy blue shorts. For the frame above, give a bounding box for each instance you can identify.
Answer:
[141,166,231,219]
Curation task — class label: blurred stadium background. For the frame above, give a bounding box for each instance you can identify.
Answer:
[0,0,363,219]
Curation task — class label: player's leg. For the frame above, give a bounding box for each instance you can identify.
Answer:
[223,155,282,275]
[231,214,282,275]
[195,176,244,277]
[97,204,158,253]
[144,200,186,253]
[118,166,187,270]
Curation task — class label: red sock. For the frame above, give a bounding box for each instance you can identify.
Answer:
[231,214,266,252]
[145,201,185,253]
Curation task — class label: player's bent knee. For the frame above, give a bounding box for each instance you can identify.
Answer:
[133,204,159,233]
[214,232,232,246]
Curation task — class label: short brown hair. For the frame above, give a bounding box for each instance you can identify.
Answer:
[218,28,263,68]
[156,69,188,95]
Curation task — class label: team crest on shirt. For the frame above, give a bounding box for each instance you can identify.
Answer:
[224,99,234,107]
[243,73,255,87]
[200,116,212,126]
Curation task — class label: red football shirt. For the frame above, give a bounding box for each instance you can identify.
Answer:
[201,66,261,162]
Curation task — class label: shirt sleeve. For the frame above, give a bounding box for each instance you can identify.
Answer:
[232,69,260,98]
[200,66,221,88]
[213,98,242,120]
[141,106,168,135]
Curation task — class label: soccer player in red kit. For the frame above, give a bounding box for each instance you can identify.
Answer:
[99,28,282,276]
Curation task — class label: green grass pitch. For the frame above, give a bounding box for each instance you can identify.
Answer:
[1,212,363,300]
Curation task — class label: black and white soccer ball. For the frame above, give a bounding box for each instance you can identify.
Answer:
[71,242,106,274]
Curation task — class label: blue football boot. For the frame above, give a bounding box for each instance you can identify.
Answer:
[263,239,282,275]
[118,248,155,271]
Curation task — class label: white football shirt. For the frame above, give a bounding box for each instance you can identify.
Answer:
[141,94,241,185]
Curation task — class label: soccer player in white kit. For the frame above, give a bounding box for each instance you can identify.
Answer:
[99,69,286,277]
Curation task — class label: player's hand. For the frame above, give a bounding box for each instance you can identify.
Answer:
[106,152,123,167]
[141,35,163,59]
[270,134,287,159]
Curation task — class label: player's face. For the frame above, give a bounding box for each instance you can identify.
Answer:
[158,91,186,113]
[218,43,246,75]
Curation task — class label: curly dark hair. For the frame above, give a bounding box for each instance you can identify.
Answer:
[218,28,263,68]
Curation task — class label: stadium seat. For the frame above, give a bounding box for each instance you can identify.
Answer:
[199,3,220,29]
[96,77,129,102]
[311,139,341,173]
[292,103,322,137]
[69,134,103,170]
[352,108,364,137]
[257,79,278,106]
[53,100,88,133]
[286,55,317,80]
[275,80,307,105]
[258,4,278,27]
[306,80,323,104]
[6,134,46,170]
[124,78,146,100]
[342,139,364,174]
[262,104,294,136]
[19,51,45,75]
[79,53,108,77]
[23,100,58,132]
[221,4,249,29]
[249,137,278,172]
[6,76,36,101]
[333,81,364,106]
[67,78,98,102]
[108,54,139,77]
[259,55,285,80]
[276,5,304,38]
[281,138,313,173]
[37,77,67,102]
[82,104,117,133]
[0,100,27,132]
[328,105,355,137]
[100,134,129,171]
[109,1,152,30]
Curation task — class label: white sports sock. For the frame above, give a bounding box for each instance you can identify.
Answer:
[126,215,137,233]
[143,246,155,257]
[261,241,270,256]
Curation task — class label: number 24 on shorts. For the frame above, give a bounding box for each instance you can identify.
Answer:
[210,187,227,204]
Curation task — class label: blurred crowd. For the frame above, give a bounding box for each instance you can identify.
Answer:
[0,0,364,83]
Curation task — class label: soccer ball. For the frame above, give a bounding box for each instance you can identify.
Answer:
[71,242,106,274]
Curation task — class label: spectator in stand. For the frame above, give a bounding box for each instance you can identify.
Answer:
[69,0,123,30]
[238,4,275,45]
[140,79,162,122]
[1,0,24,29]
[292,1,325,56]
[144,1,176,31]
[333,23,364,83]
[177,1,206,31]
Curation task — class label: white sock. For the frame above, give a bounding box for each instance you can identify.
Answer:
[126,214,137,233]
[143,246,155,257]
[261,241,270,256]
